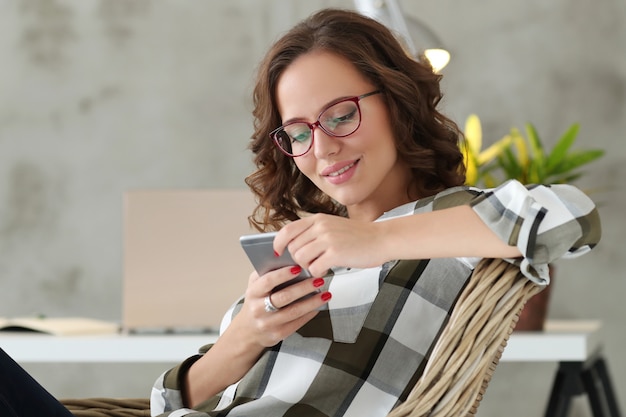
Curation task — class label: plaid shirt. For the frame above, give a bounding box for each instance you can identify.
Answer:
[151,181,600,417]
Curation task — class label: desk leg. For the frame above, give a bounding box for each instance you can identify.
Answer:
[544,357,622,417]
[544,361,583,417]
[581,357,622,417]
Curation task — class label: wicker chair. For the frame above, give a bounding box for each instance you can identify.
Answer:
[61,398,150,416]
[386,257,542,417]
[61,258,541,417]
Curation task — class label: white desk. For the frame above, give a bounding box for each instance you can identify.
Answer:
[0,320,601,364]
[502,320,603,362]
[0,333,217,363]
[0,320,620,417]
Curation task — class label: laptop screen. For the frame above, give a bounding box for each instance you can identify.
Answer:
[122,189,257,333]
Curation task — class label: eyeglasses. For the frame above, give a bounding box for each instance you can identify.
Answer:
[271,90,381,157]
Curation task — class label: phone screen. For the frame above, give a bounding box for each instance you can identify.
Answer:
[240,232,312,290]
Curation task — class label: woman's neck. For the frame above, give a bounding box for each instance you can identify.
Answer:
[347,188,419,222]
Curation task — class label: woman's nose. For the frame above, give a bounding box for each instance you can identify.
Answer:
[312,128,340,158]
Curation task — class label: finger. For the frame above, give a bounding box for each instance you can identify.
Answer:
[256,290,332,346]
[305,249,338,278]
[254,265,306,296]
[273,218,314,256]
[263,294,280,313]
[287,234,320,267]
[268,276,326,309]
[248,269,261,285]
[275,290,332,320]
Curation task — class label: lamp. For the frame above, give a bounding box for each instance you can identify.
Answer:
[354,0,451,72]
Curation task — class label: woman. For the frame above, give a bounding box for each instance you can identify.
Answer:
[151,8,600,417]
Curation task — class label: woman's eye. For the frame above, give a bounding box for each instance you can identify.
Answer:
[338,108,357,122]
[325,108,357,129]
[290,130,311,143]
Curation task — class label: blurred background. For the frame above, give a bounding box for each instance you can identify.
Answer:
[0,0,624,415]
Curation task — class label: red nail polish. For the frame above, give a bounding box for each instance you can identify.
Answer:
[321,292,332,302]
[313,278,325,288]
[274,251,279,257]
[290,266,302,275]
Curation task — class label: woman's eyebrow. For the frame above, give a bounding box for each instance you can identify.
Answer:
[281,95,354,125]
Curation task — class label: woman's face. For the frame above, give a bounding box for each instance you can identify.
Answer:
[275,50,414,220]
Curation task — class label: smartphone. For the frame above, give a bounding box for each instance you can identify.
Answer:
[240,232,312,291]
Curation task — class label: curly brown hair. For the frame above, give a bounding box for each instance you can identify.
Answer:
[245,8,465,232]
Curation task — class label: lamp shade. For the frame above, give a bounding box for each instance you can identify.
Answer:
[354,0,450,72]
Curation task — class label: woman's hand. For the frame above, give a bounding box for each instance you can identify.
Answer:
[185,265,330,407]
[273,214,389,278]
[231,265,330,348]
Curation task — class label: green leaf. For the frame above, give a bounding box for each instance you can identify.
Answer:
[556,172,584,184]
[499,147,523,181]
[525,124,544,156]
[525,123,545,183]
[546,123,579,174]
[528,158,541,184]
[553,150,605,174]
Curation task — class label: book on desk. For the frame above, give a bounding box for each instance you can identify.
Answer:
[0,317,120,336]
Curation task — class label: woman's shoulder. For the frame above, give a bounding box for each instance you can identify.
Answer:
[376,185,482,221]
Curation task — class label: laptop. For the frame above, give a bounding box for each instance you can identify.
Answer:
[122,189,257,333]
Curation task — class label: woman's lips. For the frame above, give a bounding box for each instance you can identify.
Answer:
[322,160,359,184]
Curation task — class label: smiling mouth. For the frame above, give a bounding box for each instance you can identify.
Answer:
[326,160,358,177]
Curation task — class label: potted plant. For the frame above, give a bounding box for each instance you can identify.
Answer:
[461,114,604,331]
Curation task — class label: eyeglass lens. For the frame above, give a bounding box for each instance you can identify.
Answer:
[274,99,360,156]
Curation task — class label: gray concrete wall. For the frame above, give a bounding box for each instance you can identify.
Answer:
[1,0,625,415]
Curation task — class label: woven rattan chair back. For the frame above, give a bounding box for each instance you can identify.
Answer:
[386,258,542,417]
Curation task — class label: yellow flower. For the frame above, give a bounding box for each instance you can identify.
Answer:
[462,114,481,185]
[461,114,512,186]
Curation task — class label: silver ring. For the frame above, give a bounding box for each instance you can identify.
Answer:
[264,295,279,313]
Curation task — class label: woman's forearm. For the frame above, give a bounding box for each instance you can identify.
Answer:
[378,205,522,261]
[184,318,265,408]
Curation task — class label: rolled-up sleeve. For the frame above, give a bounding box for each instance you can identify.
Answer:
[150,344,212,417]
[469,180,601,284]
[150,297,244,417]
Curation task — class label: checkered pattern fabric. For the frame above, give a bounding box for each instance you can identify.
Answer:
[151,181,600,417]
